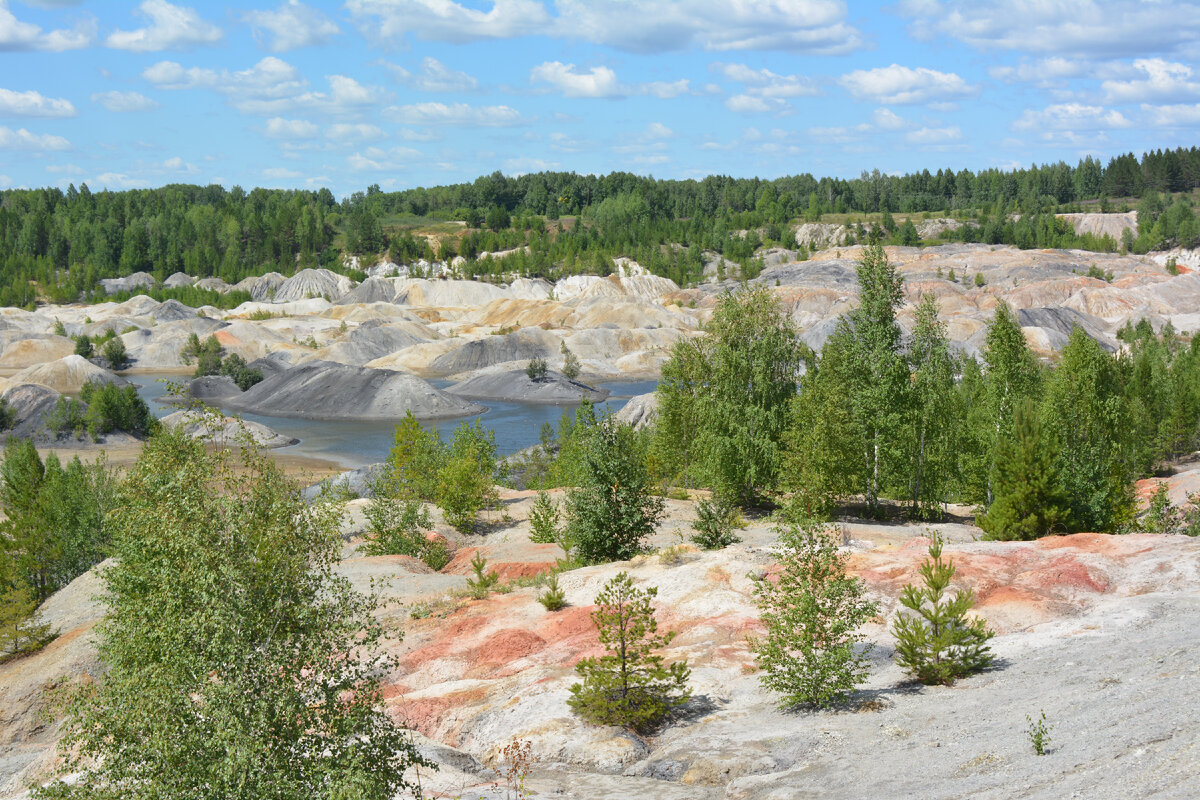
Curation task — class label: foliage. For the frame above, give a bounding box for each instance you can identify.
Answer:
[1026,710,1053,756]
[360,491,447,570]
[565,417,665,564]
[690,494,743,550]
[38,426,431,800]
[72,335,92,359]
[560,342,581,380]
[436,419,499,534]
[217,352,264,391]
[528,490,560,544]
[978,399,1071,540]
[381,412,444,502]
[79,380,155,438]
[100,336,129,370]
[904,295,959,518]
[892,536,994,685]
[537,572,567,611]
[0,398,14,432]
[0,582,55,662]
[655,286,801,503]
[568,572,691,732]
[466,552,499,600]
[751,521,878,708]
[44,396,87,438]
[526,357,548,381]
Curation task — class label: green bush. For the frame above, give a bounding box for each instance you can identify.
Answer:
[466,552,499,600]
[79,380,155,438]
[360,492,447,571]
[528,490,560,543]
[45,396,87,438]
[690,494,743,550]
[526,356,548,381]
[537,572,567,611]
[101,336,129,370]
[752,522,878,708]
[73,336,93,359]
[560,343,581,380]
[568,572,690,732]
[565,418,664,564]
[435,420,499,534]
[892,536,994,685]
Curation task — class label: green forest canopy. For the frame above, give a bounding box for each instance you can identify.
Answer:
[2,147,1199,306]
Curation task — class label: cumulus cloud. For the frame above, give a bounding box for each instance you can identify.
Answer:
[0,89,75,117]
[107,0,223,51]
[387,57,479,92]
[346,0,549,44]
[905,125,961,145]
[871,107,908,130]
[1013,103,1131,142]
[1103,59,1200,104]
[531,61,621,98]
[1142,104,1200,128]
[0,1,94,51]
[325,123,384,141]
[552,0,865,54]
[643,79,690,98]
[989,57,1088,88]
[161,155,199,173]
[144,57,383,116]
[347,145,423,171]
[716,61,819,113]
[384,102,524,126]
[0,126,70,150]
[839,64,976,105]
[246,1,339,52]
[91,90,159,112]
[264,117,318,138]
[899,0,1200,60]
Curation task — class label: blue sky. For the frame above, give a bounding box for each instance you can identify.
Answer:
[2,0,1200,197]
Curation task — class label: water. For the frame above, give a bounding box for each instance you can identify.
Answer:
[126,374,657,470]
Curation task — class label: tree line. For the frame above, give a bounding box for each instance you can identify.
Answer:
[4,146,1200,305]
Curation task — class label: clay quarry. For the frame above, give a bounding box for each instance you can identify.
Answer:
[2,228,1200,799]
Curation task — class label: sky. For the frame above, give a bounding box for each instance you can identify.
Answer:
[2,0,1200,198]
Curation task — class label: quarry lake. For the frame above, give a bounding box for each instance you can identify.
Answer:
[126,374,657,469]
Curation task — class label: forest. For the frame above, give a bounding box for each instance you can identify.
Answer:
[2,147,1200,306]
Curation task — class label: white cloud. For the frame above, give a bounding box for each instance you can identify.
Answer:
[387,57,479,92]
[900,0,1200,60]
[989,57,1087,88]
[715,62,819,113]
[384,102,524,126]
[905,125,961,145]
[346,0,549,44]
[840,64,976,105]
[1013,103,1131,142]
[91,90,159,112]
[531,61,621,98]
[504,156,560,174]
[725,94,777,113]
[0,1,94,51]
[246,1,339,52]
[144,57,383,116]
[1142,104,1200,128]
[107,0,223,51]
[94,172,151,189]
[0,175,9,188]
[552,0,865,54]
[1103,59,1200,104]
[645,122,674,139]
[644,79,690,99]
[0,89,75,117]
[162,155,199,173]
[0,126,70,150]
[325,123,384,142]
[264,117,318,138]
[263,166,303,178]
[347,145,423,171]
[871,107,908,130]
[45,163,85,175]
[397,127,440,141]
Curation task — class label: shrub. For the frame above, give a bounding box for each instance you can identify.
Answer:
[690,494,743,550]
[568,572,690,732]
[360,493,448,570]
[560,342,581,380]
[751,522,878,708]
[0,398,15,432]
[436,420,499,534]
[73,336,93,359]
[892,535,994,685]
[218,353,264,391]
[101,336,129,370]
[565,418,664,564]
[0,583,55,662]
[526,356,548,381]
[79,381,154,438]
[45,396,87,438]
[528,490,559,544]
[466,552,499,600]
[1026,710,1053,756]
[537,572,566,611]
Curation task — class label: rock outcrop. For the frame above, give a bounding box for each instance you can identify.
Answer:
[160,409,297,448]
[10,355,126,395]
[446,369,610,404]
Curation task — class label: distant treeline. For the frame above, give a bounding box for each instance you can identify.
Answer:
[2,146,1200,305]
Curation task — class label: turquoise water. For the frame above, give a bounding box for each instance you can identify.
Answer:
[126,374,657,469]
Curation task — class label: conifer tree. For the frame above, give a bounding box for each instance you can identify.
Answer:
[568,572,690,731]
[978,399,1070,540]
[892,536,993,685]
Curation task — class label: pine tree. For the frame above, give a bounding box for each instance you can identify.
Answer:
[752,522,878,708]
[978,399,1070,540]
[892,536,993,685]
[528,489,560,544]
[568,572,690,731]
